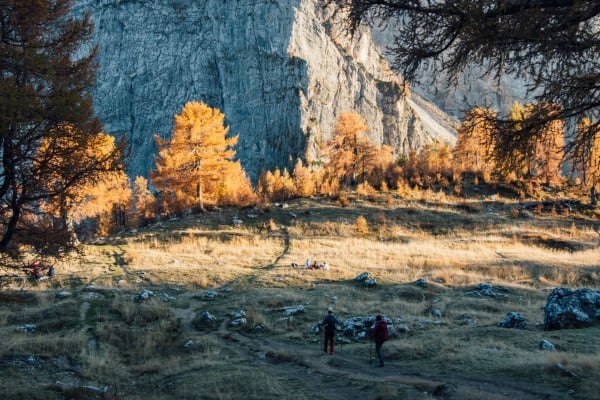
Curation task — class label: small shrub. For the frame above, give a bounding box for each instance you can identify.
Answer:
[356,215,369,235]
[337,194,350,207]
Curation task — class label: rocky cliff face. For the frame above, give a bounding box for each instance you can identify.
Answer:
[370,27,528,119]
[73,0,455,180]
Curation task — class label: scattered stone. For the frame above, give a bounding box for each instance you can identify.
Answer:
[498,312,527,329]
[414,278,427,288]
[133,289,154,302]
[16,324,37,333]
[231,310,246,319]
[396,324,410,333]
[539,339,556,351]
[81,385,109,394]
[355,272,374,282]
[544,287,600,330]
[183,340,194,348]
[56,291,72,299]
[465,283,508,298]
[204,291,218,299]
[230,317,247,326]
[157,292,176,302]
[363,278,377,288]
[199,311,218,322]
[282,305,304,316]
[80,291,105,300]
[430,308,442,318]
[341,316,394,338]
[232,216,243,227]
[191,311,219,331]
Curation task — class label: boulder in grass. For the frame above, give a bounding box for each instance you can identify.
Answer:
[363,278,377,288]
[544,287,600,330]
[498,312,527,329]
[355,272,374,282]
[282,305,304,316]
[192,311,220,331]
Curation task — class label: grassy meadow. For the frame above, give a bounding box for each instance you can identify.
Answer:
[1,193,599,399]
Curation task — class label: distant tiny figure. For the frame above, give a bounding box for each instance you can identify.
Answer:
[30,261,41,280]
[312,261,319,269]
[320,307,341,355]
[320,262,329,270]
[371,315,389,367]
[47,265,55,277]
[304,259,311,269]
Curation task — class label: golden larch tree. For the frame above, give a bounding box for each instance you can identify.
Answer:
[453,107,497,175]
[151,101,254,213]
[326,112,378,187]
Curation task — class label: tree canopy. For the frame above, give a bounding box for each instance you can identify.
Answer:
[331,0,600,152]
[0,0,124,255]
[151,101,254,213]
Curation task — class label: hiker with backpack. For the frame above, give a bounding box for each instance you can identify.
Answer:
[371,314,389,367]
[320,307,341,355]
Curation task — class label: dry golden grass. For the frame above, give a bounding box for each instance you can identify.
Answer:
[1,195,599,399]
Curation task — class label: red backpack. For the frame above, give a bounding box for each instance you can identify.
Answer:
[375,320,389,341]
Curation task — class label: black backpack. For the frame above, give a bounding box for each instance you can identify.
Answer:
[324,315,337,333]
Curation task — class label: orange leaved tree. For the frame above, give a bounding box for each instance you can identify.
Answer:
[326,112,379,188]
[151,101,254,214]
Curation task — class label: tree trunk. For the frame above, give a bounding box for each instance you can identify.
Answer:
[591,186,597,206]
[0,206,19,251]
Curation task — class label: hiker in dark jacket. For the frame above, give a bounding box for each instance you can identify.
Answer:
[372,315,389,367]
[321,307,341,355]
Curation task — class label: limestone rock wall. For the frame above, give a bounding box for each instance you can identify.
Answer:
[73,0,451,180]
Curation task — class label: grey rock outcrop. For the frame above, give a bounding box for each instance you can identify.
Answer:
[72,0,455,180]
[498,312,527,329]
[544,287,600,330]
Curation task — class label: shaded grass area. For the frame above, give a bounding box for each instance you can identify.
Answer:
[1,196,599,399]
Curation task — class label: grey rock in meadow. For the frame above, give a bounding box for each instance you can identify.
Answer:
[282,305,305,316]
[133,289,154,302]
[414,278,427,288]
[231,310,246,319]
[192,311,219,331]
[230,317,248,327]
[430,308,442,318]
[56,291,72,299]
[71,0,455,180]
[341,315,394,338]
[363,278,377,288]
[498,312,527,329]
[544,287,600,330]
[539,339,556,351]
[355,272,374,282]
[16,324,37,333]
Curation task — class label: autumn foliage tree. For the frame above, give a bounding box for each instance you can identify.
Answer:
[493,102,564,183]
[571,117,600,204]
[0,1,124,255]
[151,101,255,214]
[326,112,381,188]
[38,129,128,244]
[453,108,497,177]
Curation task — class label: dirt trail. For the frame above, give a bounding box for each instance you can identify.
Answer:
[167,311,570,400]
